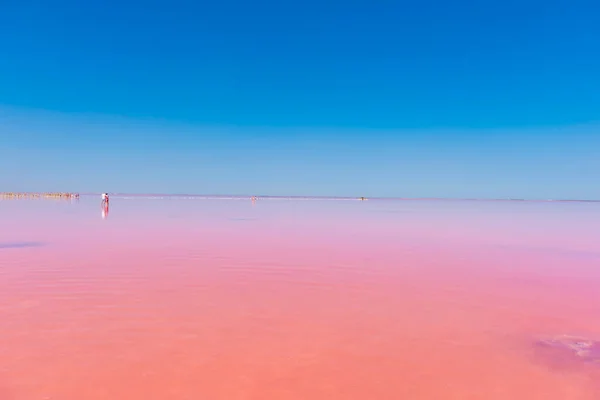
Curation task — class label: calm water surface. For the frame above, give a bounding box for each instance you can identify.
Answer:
[1,197,600,399]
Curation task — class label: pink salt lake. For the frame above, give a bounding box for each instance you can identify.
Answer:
[1,196,600,399]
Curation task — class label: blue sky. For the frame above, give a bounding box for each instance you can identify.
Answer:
[1,0,599,198]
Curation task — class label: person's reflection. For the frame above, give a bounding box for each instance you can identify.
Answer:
[101,201,109,219]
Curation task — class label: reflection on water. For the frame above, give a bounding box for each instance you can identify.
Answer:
[101,201,109,220]
[1,198,600,399]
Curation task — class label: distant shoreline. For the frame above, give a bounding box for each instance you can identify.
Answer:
[2,192,598,203]
[72,193,600,203]
[1,192,79,199]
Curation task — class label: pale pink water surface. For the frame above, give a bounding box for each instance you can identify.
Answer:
[1,197,600,399]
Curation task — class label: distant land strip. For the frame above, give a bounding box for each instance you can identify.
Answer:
[2,192,598,203]
[0,192,79,199]
[75,193,599,203]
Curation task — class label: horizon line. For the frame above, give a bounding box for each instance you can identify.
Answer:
[2,192,598,203]
[77,193,599,203]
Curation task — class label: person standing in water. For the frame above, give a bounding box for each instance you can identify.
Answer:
[101,193,110,219]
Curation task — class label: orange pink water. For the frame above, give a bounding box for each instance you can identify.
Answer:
[1,198,600,399]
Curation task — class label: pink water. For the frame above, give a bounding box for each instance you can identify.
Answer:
[1,197,600,399]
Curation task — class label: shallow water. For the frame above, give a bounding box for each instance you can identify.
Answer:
[1,197,600,399]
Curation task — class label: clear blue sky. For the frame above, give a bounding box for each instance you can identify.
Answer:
[1,0,599,199]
